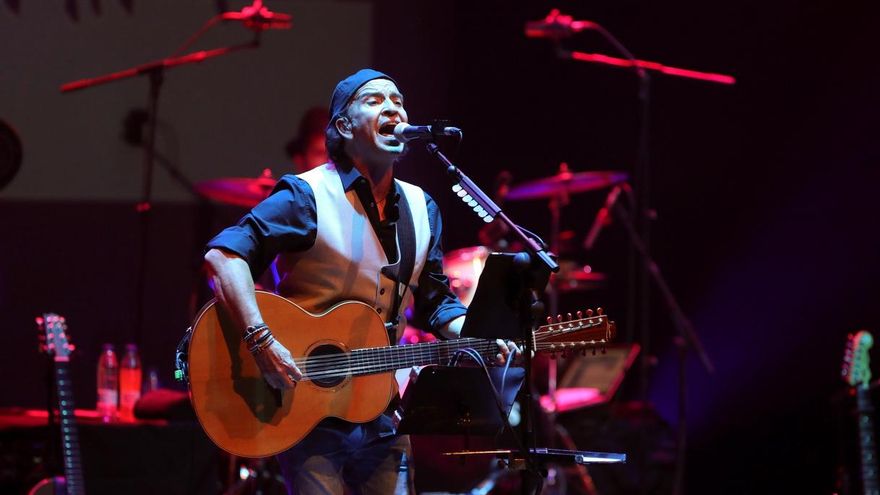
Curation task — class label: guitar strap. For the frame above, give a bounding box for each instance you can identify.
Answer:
[383,187,416,345]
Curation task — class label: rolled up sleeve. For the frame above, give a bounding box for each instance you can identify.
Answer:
[206,175,317,279]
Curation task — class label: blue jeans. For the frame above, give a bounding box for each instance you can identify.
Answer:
[276,416,413,495]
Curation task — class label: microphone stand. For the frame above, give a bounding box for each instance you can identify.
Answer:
[534,13,729,494]
[425,142,558,494]
[60,21,264,346]
[610,193,715,492]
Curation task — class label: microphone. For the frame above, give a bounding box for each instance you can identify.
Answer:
[583,184,624,251]
[222,0,292,31]
[392,123,462,143]
[525,9,596,40]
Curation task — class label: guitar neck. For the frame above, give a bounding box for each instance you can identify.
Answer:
[54,361,86,495]
[857,387,880,495]
[303,337,509,381]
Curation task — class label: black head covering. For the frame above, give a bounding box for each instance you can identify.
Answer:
[325,68,397,166]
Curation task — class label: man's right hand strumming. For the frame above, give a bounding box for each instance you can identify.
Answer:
[204,248,303,390]
[252,338,302,390]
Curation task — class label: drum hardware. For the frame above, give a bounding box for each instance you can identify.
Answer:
[195,168,277,208]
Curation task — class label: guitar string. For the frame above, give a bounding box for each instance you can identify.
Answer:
[297,340,610,382]
[290,336,609,381]
[272,320,605,369]
[275,324,608,380]
[268,323,605,378]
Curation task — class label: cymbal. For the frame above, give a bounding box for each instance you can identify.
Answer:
[551,260,606,292]
[195,168,276,208]
[507,170,628,201]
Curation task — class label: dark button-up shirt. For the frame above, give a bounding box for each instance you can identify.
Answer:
[207,166,467,335]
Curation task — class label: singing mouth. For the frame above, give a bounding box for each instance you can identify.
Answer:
[378,123,398,137]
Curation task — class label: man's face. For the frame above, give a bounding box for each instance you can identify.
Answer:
[341,79,408,161]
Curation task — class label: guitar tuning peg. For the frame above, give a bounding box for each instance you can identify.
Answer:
[576,310,583,319]
[556,314,563,323]
[566,312,573,322]
[597,307,603,315]
[586,309,593,317]
[546,316,553,324]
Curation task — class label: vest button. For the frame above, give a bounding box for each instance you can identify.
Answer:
[380,288,386,295]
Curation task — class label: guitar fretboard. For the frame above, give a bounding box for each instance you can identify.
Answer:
[857,388,880,495]
[55,361,85,495]
[301,338,505,381]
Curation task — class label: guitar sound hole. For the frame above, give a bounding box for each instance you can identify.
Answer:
[307,344,349,388]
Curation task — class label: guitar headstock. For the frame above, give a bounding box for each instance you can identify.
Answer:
[534,308,616,356]
[842,330,873,389]
[37,313,75,362]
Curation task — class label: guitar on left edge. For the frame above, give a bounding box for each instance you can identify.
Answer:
[29,314,86,495]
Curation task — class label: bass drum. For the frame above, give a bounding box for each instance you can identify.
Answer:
[443,246,490,306]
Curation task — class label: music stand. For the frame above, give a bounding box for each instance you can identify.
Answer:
[460,252,550,341]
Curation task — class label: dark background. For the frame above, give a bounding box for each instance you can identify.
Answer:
[2,0,879,493]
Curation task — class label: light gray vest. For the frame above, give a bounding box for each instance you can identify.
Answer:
[275,163,431,331]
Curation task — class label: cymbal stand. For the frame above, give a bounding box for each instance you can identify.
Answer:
[533,13,733,493]
[545,162,570,413]
[545,179,599,495]
[610,191,715,495]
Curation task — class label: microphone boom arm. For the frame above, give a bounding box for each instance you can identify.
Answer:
[425,143,559,273]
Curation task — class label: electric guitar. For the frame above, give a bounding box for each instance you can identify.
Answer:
[30,314,85,495]
[842,330,879,495]
[187,290,615,458]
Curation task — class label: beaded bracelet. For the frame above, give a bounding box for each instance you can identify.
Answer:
[248,329,274,348]
[249,335,276,355]
[243,323,269,342]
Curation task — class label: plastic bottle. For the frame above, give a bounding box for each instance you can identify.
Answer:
[96,344,118,423]
[145,366,160,393]
[119,343,142,422]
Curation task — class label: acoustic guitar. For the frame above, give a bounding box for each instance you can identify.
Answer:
[842,330,880,495]
[30,314,86,495]
[187,290,615,458]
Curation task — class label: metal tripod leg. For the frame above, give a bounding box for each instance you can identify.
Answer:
[554,422,599,495]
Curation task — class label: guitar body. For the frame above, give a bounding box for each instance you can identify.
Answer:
[188,291,396,458]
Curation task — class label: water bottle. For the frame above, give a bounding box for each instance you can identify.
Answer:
[145,366,160,393]
[96,344,118,423]
[119,343,142,422]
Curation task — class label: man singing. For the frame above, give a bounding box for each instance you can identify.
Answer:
[204,68,513,494]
